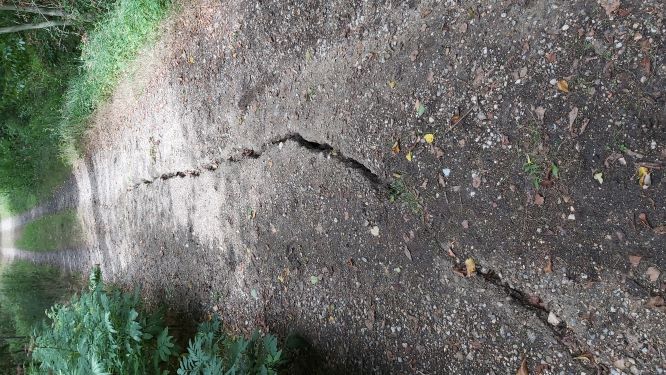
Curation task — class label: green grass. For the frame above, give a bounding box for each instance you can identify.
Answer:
[0,0,172,217]
[60,0,172,152]
[14,210,83,251]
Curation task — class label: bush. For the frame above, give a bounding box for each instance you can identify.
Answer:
[178,318,283,375]
[30,267,286,375]
[30,267,177,374]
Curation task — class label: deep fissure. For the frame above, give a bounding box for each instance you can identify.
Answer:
[477,267,609,371]
[129,133,387,191]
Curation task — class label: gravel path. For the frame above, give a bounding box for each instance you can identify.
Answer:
[3,0,665,373]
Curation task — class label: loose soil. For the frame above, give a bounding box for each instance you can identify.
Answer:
[2,0,665,373]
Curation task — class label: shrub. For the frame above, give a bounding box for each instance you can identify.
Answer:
[178,317,283,375]
[30,267,286,374]
[30,267,177,374]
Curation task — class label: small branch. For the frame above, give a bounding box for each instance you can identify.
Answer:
[0,4,72,17]
[0,20,74,34]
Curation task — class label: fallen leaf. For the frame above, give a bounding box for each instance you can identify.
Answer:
[251,289,259,300]
[465,258,476,277]
[655,226,666,235]
[638,166,651,189]
[516,357,529,375]
[629,255,642,267]
[461,220,469,229]
[544,258,553,273]
[557,79,569,93]
[415,100,426,117]
[472,174,481,188]
[391,140,401,154]
[388,80,397,89]
[579,118,590,135]
[534,193,545,206]
[598,0,620,17]
[640,56,651,75]
[424,133,435,144]
[545,52,556,63]
[310,276,320,285]
[593,172,604,184]
[473,67,485,87]
[646,296,666,312]
[547,311,561,326]
[604,152,623,168]
[534,106,546,123]
[404,247,412,261]
[370,226,380,237]
[410,49,419,62]
[568,107,579,132]
[451,114,461,124]
[406,151,413,161]
[646,267,660,282]
[638,213,651,228]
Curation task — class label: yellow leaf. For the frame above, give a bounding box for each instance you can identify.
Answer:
[465,258,476,277]
[391,140,400,155]
[638,166,651,188]
[406,151,413,161]
[557,79,569,93]
[593,171,604,185]
[388,80,397,89]
[424,133,435,144]
[188,55,195,64]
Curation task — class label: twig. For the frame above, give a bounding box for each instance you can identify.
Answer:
[442,107,474,136]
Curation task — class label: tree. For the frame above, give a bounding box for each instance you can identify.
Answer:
[0,2,85,35]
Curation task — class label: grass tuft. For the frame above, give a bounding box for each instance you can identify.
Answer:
[59,0,172,152]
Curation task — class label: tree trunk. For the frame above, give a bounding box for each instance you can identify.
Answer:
[0,19,73,34]
[0,5,71,18]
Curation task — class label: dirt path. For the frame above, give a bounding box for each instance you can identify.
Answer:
[6,0,666,373]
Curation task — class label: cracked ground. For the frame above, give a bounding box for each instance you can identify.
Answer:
[2,0,665,373]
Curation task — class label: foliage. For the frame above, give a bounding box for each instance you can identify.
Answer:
[0,0,172,216]
[0,261,79,370]
[389,178,422,214]
[30,266,177,374]
[178,317,283,375]
[15,209,84,251]
[522,154,542,190]
[29,267,286,374]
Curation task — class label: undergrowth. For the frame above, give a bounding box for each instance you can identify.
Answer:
[30,267,287,374]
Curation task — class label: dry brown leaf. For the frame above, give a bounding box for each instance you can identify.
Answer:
[545,52,556,63]
[472,174,481,188]
[534,193,545,206]
[579,118,590,135]
[646,267,661,282]
[534,106,546,123]
[599,0,621,17]
[544,258,553,273]
[568,107,579,132]
[655,226,666,235]
[638,213,651,228]
[516,357,529,375]
[391,140,400,155]
[557,79,569,93]
[628,255,642,267]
